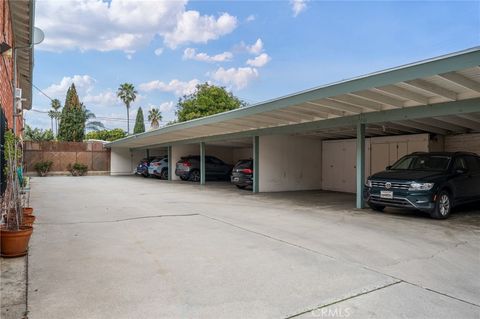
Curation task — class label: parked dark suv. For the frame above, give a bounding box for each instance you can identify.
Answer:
[364,152,480,219]
[175,155,233,182]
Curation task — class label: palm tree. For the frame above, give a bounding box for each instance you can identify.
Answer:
[83,107,105,132]
[148,108,162,129]
[48,110,55,133]
[50,99,62,136]
[116,83,137,134]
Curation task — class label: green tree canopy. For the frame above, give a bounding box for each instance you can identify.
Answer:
[148,108,162,129]
[57,84,86,142]
[85,128,126,141]
[24,125,54,142]
[117,83,137,134]
[133,107,145,134]
[176,83,246,122]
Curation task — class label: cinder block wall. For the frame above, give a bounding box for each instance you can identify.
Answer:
[444,133,480,154]
[24,141,110,174]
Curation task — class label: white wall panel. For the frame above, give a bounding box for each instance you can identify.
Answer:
[445,133,480,154]
[110,148,133,175]
[259,135,322,192]
[233,147,253,163]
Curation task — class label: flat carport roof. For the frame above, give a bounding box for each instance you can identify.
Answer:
[106,47,480,207]
[106,47,480,149]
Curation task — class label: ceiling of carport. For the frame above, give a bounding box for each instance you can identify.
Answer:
[296,112,480,139]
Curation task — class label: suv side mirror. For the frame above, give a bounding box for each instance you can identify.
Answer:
[386,165,392,170]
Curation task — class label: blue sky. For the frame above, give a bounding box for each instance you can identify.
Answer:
[27,0,480,132]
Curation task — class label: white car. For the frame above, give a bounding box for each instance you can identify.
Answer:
[147,156,169,179]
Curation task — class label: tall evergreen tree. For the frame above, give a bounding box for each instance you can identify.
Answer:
[57,84,86,142]
[133,107,145,134]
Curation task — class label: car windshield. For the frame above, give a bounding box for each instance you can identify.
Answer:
[390,155,451,171]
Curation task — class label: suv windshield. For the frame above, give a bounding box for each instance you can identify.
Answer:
[390,155,451,171]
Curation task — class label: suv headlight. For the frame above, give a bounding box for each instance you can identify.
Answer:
[365,179,372,187]
[409,182,434,191]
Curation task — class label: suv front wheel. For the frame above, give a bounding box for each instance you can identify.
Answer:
[430,190,452,219]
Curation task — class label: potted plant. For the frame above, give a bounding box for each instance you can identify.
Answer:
[1,131,33,257]
[68,162,88,176]
[34,160,53,177]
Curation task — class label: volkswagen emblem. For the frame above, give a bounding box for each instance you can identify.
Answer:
[385,182,392,189]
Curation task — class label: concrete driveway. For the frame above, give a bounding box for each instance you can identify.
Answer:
[28,176,480,318]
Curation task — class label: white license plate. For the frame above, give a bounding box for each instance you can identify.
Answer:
[380,191,393,199]
[233,177,239,182]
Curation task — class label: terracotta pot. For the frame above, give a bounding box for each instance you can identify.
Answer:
[0,226,33,257]
[23,207,34,215]
[22,215,36,226]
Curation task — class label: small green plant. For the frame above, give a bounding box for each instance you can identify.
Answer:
[68,163,88,176]
[34,161,53,177]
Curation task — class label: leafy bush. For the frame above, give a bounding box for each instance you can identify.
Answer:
[68,163,88,176]
[85,128,126,141]
[34,160,53,177]
[24,125,54,142]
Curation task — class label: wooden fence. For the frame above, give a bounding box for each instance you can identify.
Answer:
[24,141,110,174]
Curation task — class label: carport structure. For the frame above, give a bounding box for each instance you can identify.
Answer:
[106,47,480,208]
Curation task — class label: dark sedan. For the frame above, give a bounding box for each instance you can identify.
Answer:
[231,159,253,189]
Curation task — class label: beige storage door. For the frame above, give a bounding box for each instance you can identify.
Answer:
[343,140,357,193]
[371,143,390,174]
[322,141,337,190]
[397,142,408,159]
[322,140,356,193]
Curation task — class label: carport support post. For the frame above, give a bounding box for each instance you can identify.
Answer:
[253,136,259,193]
[167,146,172,181]
[356,123,365,209]
[200,142,206,185]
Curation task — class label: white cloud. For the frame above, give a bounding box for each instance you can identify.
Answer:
[154,48,164,56]
[43,75,96,100]
[246,53,271,67]
[246,15,256,22]
[238,38,263,55]
[83,91,118,107]
[211,67,258,89]
[163,11,237,49]
[157,101,175,113]
[183,48,233,63]
[291,0,308,17]
[139,79,200,96]
[36,1,237,53]
[42,75,123,109]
